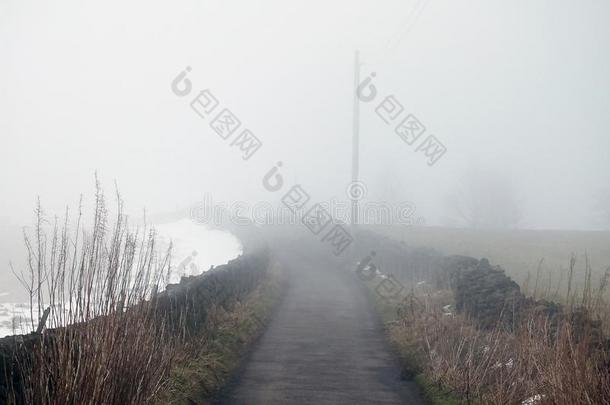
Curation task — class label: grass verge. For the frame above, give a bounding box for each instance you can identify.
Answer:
[365,283,467,405]
[364,272,610,404]
[156,260,285,404]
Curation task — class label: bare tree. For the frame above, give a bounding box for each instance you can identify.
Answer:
[445,170,521,229]
[594,188,610,229]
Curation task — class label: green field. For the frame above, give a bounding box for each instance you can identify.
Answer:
[368,225,610,296]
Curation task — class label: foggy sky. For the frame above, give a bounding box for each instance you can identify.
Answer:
[1,0,609,230]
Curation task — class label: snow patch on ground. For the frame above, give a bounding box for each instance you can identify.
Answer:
[0,220,242,338]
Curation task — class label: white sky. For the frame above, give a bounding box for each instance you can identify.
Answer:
[1,0,609,230]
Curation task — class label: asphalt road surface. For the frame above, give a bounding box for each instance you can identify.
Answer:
[216,237,424,405]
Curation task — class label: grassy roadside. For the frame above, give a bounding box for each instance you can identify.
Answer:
[363,267,610,404]
[364,281,468,405]
[155,260,286,404]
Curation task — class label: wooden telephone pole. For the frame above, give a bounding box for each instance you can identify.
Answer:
[351,50,360,229]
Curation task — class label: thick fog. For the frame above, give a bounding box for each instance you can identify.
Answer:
[1,0,610,232]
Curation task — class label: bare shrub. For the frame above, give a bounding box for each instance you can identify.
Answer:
[8,180,177,404]
[391,286,610,404]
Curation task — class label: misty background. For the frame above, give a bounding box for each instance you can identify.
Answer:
[1,1,610,296]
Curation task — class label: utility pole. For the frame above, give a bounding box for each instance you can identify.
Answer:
[351,50,360,230]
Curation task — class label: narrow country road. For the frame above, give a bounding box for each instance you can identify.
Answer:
[215,234,423,404]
